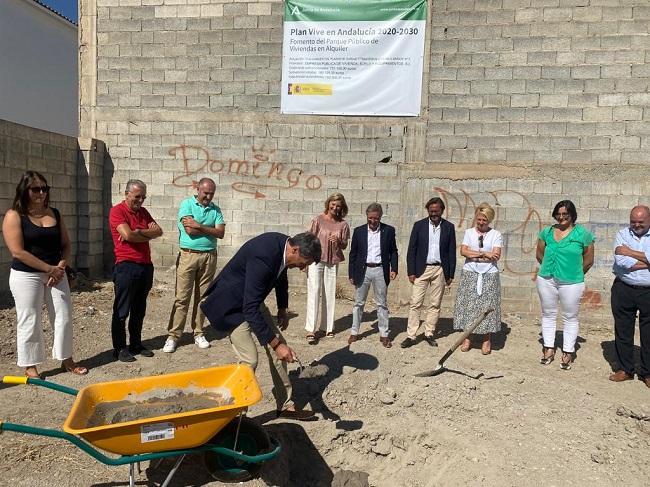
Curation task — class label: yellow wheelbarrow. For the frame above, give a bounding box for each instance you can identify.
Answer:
[1,364,280,486]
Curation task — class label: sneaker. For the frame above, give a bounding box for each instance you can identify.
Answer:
[400,337,416,348]
[162,338,177,353]
[194,335,210,349]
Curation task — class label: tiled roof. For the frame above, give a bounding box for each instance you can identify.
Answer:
[29,0,78,26]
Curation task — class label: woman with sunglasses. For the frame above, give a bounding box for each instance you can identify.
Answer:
[2,171,87,378]
[453,203,502,354]
[536,200,595,370]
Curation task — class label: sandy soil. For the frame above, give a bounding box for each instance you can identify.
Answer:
[0,270,648,487]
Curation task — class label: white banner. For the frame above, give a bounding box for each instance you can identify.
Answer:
[281,0,427,116]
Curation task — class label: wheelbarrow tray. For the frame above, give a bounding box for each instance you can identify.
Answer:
[62,364,262,456]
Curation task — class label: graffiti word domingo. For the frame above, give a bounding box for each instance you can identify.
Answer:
[169,144,322,199]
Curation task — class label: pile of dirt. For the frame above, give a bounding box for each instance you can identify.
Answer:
[1,273,649,486]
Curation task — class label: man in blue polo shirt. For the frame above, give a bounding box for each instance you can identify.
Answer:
[164,178,225,353]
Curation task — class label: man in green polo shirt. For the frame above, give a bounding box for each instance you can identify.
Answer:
[164,178,225,353]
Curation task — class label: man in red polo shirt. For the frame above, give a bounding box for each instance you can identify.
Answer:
[109,179,163,362]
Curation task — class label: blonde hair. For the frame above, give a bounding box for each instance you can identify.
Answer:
[323,192,348,218]
[475,202,495,224]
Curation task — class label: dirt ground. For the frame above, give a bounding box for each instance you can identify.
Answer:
[0,269,648,487]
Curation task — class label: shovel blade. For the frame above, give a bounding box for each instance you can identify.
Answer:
[414,364,445,377]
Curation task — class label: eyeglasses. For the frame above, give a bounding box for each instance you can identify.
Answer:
[478,234,484,248]
[29,186,50,194]
[555,213,571,220]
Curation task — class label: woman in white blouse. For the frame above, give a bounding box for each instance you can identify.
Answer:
[453,203,503,355]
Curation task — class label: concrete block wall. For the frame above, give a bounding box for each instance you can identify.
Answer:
[79,0,650,319]
[0,119,106,295]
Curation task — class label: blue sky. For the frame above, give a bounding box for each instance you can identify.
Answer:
[39,0,78,23]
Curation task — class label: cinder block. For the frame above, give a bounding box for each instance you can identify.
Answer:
[572,65,604,81]
[200,4,223,18]
[248,4,272,16]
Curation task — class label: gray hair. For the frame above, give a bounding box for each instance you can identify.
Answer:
[288,232,321,264]
[125,179,147,193]
[366,203,383,216]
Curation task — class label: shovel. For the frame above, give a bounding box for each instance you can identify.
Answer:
[414,308,494,377]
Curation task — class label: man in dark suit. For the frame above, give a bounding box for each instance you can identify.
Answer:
[402,197,456,348]
[200,232,321,420]
[348,203,398,348]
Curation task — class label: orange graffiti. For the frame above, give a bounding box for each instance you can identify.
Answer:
[433,187,543,279]
[169,144,322,198]
[581,289,602,309]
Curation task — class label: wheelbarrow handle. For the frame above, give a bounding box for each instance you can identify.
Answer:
[2,376,78,396]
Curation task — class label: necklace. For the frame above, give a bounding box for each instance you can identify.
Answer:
[28,208,48,218]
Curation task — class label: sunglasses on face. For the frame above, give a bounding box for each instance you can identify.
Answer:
[29,186,50,194]
[478,234,484,248]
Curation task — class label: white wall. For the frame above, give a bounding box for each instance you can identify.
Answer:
[0,0,78,137]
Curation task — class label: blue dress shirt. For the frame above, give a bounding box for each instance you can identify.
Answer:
[612,227,650,286]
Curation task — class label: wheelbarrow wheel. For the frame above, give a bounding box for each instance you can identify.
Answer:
[203,416,270,483]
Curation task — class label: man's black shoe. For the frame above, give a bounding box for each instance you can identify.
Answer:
[424,335,438,347]
[400,337,416,348]
[116,348,136,362]
[131,346,154,358]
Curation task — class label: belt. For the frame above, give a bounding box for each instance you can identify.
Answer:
[366,263,382,268]
[426,262,441,266]
[180,248,215,254]
[616,278,650,290]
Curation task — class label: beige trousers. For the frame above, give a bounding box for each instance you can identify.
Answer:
[167,250,218,340]
[229,305,293,411]
[407,265,446,338]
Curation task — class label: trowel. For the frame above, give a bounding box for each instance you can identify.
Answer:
[414,308,494,377]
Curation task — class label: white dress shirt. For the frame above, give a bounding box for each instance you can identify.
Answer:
[426,220,441,264]
[366,226,381,264]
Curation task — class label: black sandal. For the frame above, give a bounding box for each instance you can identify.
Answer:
[540,346,555,365]
[560,351,574,370]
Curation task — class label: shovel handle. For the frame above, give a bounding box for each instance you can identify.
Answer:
[438,308,494,366]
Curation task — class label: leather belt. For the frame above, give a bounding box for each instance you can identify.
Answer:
[366,263,382,268]
[180,248,215,254]
[426,262,441,266]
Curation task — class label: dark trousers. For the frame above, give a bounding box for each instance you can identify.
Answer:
[611,279,650,377]
[111,262,154,353]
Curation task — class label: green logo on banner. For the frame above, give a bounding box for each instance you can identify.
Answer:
[285,0,427,22]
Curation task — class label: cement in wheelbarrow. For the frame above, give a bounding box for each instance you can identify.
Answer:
[63,364,261,455]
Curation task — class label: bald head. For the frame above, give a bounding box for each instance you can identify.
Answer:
[630,205,650,237]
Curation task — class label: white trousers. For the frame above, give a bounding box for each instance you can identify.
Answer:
[305,262,337,334]
[9,269,73,367]
[536,276,585,353]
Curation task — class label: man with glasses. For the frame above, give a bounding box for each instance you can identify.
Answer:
[109,179,163,362]
[402,197,456,348]
[609,205,650,388]
[164,178,225,353]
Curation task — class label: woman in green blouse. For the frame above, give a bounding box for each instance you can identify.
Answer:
[536,200,595,370]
